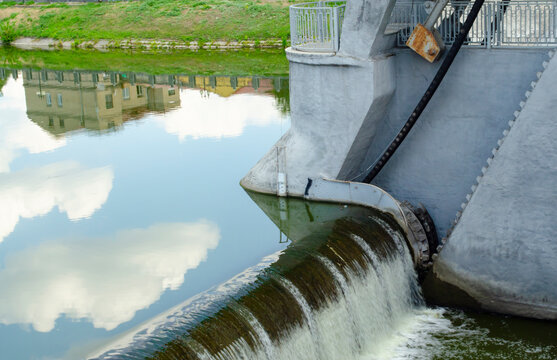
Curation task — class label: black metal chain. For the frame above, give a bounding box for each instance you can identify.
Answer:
[363,0,486,183]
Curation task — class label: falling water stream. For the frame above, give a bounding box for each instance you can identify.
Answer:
[91,196,423,360]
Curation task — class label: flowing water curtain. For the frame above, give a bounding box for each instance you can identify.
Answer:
[134,210,423,360]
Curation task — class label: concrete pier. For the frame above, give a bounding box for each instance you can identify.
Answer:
[431,51,557,320]
[240,0,399,196]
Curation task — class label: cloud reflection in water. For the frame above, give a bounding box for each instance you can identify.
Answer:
[0,221,220,332]
[160,91,283,140]
[0,161,113,243]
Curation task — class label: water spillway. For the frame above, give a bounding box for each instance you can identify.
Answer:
[93,197,424,360]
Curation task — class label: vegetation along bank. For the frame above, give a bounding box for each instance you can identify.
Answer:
[0,47,290,75]
[0,0,291,48]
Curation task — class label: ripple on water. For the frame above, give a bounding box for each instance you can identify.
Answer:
[362,307,557,360]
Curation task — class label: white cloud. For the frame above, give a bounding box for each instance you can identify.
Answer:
[0,161,113,243]
[0,221,220,333]
[160,90,283,141]
[0,77,66,173]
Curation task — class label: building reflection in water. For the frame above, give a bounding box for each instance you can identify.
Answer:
[0,68,289,136]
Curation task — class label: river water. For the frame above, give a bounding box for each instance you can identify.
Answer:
[0,50,555,360]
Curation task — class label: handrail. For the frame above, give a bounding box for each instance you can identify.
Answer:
[289,0,556,53]
[290,1,346,52]
[391,0,557,48]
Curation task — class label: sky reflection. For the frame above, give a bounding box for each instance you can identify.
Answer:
[0,67,289,360]
[0,161,113,243]
[160,91,283,141]
[0,221,219,332]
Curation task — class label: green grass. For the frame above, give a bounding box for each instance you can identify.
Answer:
[0,0,291,42]
[0,20,18,44]
[0,47,289,76]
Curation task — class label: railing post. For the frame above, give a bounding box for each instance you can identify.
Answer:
[290,6,297,50]
[497,2,503,46]
[554,1,557,41]
[486,3,492,48]
[333,6,340,52]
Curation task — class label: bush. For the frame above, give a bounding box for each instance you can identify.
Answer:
[0,21,18,45]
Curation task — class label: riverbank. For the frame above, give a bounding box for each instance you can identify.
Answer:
[0,0,290,45]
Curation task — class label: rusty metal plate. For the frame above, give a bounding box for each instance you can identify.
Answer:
[406,24,443,63]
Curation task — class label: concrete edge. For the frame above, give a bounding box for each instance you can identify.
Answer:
[285,47,395,66]
[432,255,557,320]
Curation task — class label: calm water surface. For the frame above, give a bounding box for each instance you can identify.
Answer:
[0,64,290,359]
[0,53,555,360]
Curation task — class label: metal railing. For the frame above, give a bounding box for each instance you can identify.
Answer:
[290,1,346,52]
[289,0,556,52]
[392,0,557,48]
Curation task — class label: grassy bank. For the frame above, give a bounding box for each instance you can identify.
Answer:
[0,47,289,75]
[0,0,290,43]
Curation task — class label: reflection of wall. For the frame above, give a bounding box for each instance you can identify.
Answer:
[177,75,277,98]
[0,68,290,137]
[22,70,181,135]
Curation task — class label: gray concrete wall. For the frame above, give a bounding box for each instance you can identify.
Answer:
[433,50,557,319]
[339,0,396,59]
[241,53,395,196]
[357,48,548,237]
[240,0,399,197]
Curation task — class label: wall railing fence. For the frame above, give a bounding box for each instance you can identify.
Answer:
[290,0,557,52]
[290,1,346,52]
[392,0,557,48]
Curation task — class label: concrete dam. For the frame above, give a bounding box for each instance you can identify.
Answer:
[241,0,557,320]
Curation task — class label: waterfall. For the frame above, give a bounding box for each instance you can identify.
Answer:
[93,204,426,360]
